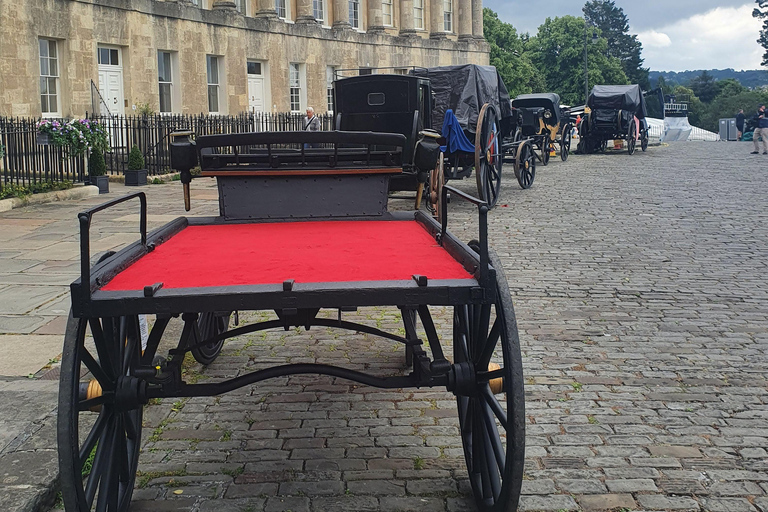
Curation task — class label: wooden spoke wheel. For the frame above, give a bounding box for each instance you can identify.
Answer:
[641,129,649,152]
[429,152,446,222]
[539,137,550,166]
[191,312,231,365]
[58,313,145,512]
[513,141,536,190]
[627,120,637,155]
[454,245,526,512]
[475,103,503,208]
[560,124,572,162]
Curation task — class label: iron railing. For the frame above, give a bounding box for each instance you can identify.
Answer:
[0,112,335,188]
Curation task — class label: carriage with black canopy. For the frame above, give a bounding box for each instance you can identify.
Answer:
[56,128,527,512]
[578,84,649,155]
[510,93,572,165]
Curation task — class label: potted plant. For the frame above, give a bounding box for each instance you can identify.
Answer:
[88,150,109,194]
[125,144,147,186]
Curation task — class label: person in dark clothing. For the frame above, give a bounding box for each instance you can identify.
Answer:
[736,109,746,141]
[751,105,768,154]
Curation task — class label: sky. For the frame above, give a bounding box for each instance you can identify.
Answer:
[484,0,765,72]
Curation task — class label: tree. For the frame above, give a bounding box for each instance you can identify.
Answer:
[716,78,747,98]
[689,71,719,103]
[527,16,627,105]
[483,9,546,97]
[698,90,768,132]
[754,0,768,66]
[583,0,650,90]
[672,86,704,127]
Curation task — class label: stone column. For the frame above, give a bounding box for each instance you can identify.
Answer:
[333,0,352,29]
[457,0,472,40]
[296,0,316,23]
[471,0,482,38]
[399,0,416,36]
[367,0,385,32]
[213,0,237,9]
[429,0,445,38]
[256,0,278,17]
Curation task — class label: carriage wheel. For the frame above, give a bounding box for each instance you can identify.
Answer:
[627,121,637,155]
[514,141,536,190]
[191,312,231,365]
[58,313,144,512]
[429,152,445,222]
[454,246,525,512]
[540,138,550,166]
[599,139,608,153]
[560,124,572,162]
[641,130,649,152]
[475,103,503,208]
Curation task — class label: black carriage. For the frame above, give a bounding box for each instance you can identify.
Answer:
[57,129,526,512]
[510,93,572,166]
[578,84,649,155]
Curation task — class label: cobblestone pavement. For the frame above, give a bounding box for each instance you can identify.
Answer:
[36,142,768,511]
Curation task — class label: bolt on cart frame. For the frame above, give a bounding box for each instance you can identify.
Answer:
[57,129,526,512]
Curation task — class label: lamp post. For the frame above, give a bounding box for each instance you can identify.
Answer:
[584,23,598,105]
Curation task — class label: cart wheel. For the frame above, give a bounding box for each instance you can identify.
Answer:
[560,124,572,162]
[191,312,231,365]
[599,139,608,153]
[475,103,503,208]
[641,130,649,152]
[58,313,144,512]
[540,138,550,166]
[627,121,637,155]
[429,153,446,222]
[513,141,536,189]
[454,246,525,512]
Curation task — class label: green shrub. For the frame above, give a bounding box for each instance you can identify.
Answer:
[89,151,107,177]
[127,145,145,171]
[0,180,73,200]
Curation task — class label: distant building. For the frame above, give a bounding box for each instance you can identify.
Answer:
[0,0,489,118]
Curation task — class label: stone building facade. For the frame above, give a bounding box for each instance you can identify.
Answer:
[0,0,489,118]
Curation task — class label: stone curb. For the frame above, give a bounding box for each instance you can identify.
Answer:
[108,172,178,183]
[0,185,99,213]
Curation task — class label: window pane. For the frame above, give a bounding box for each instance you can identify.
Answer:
[40,76,48,95]
[110,49,119,65]
[49,94,57,113]
[39,39,48,58]
[247,61,261,75]
[40,58,49,76]
[208,85,219,112]
[159,83,172,112]
[41,95,49,114]
[99,48,109,65]
[158,52,172,82]
[49,58,58,77]
[48,77,57,96]
[49,41,57,58]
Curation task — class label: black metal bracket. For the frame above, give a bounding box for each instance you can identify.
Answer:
[440,184,490,292]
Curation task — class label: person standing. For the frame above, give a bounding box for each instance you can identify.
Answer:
[751,105,768,154]
[736,109,746,141]
[303,107,321,148]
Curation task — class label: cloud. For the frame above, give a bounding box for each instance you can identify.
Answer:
[635,4,763,71]
[638,30,672,49]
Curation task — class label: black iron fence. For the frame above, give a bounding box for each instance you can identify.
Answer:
[0,112,335,188]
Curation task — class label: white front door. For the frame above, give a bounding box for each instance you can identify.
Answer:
[97,46,124,116]
[247,61,265,113]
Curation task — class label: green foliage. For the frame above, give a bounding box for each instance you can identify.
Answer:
[672,85,704,127]
[689,71,719,103]
[127,144,145,170]
[526,15,628,105]
[136,102,156,116]
[36,118,109,155]
[754,0,768,67]
[583,0,649,90]
[88,150,107,177]
[0,143,4,160]
[0,180,74,200]
[698,89,768,132]
[483,9,546,97]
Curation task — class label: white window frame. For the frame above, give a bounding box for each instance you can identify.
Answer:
[382,0,393,26]
[234,0,247,15]
[348,0,360,29]
[443,0,452,32]
[207,55,223,115]
[326,66,336,114]
[158,50,179,114]
[39,38,60,117]
[313,0,328,25]
[289,63,305,113]
[276,0,291,20]
[413,0,424,30]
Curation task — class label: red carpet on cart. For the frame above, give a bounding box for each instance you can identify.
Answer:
[102,221,474,291]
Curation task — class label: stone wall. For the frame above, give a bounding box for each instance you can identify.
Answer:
[0,0,489,117]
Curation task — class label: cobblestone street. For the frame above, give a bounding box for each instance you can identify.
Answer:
[20,142,768,511]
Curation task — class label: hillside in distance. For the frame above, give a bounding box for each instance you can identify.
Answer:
[649,69,768,89]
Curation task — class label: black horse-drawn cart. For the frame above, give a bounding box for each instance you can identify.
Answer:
[578,84,649,155]
[510,93,572,165]
[334,65,536,212]
[57,129,526,512]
